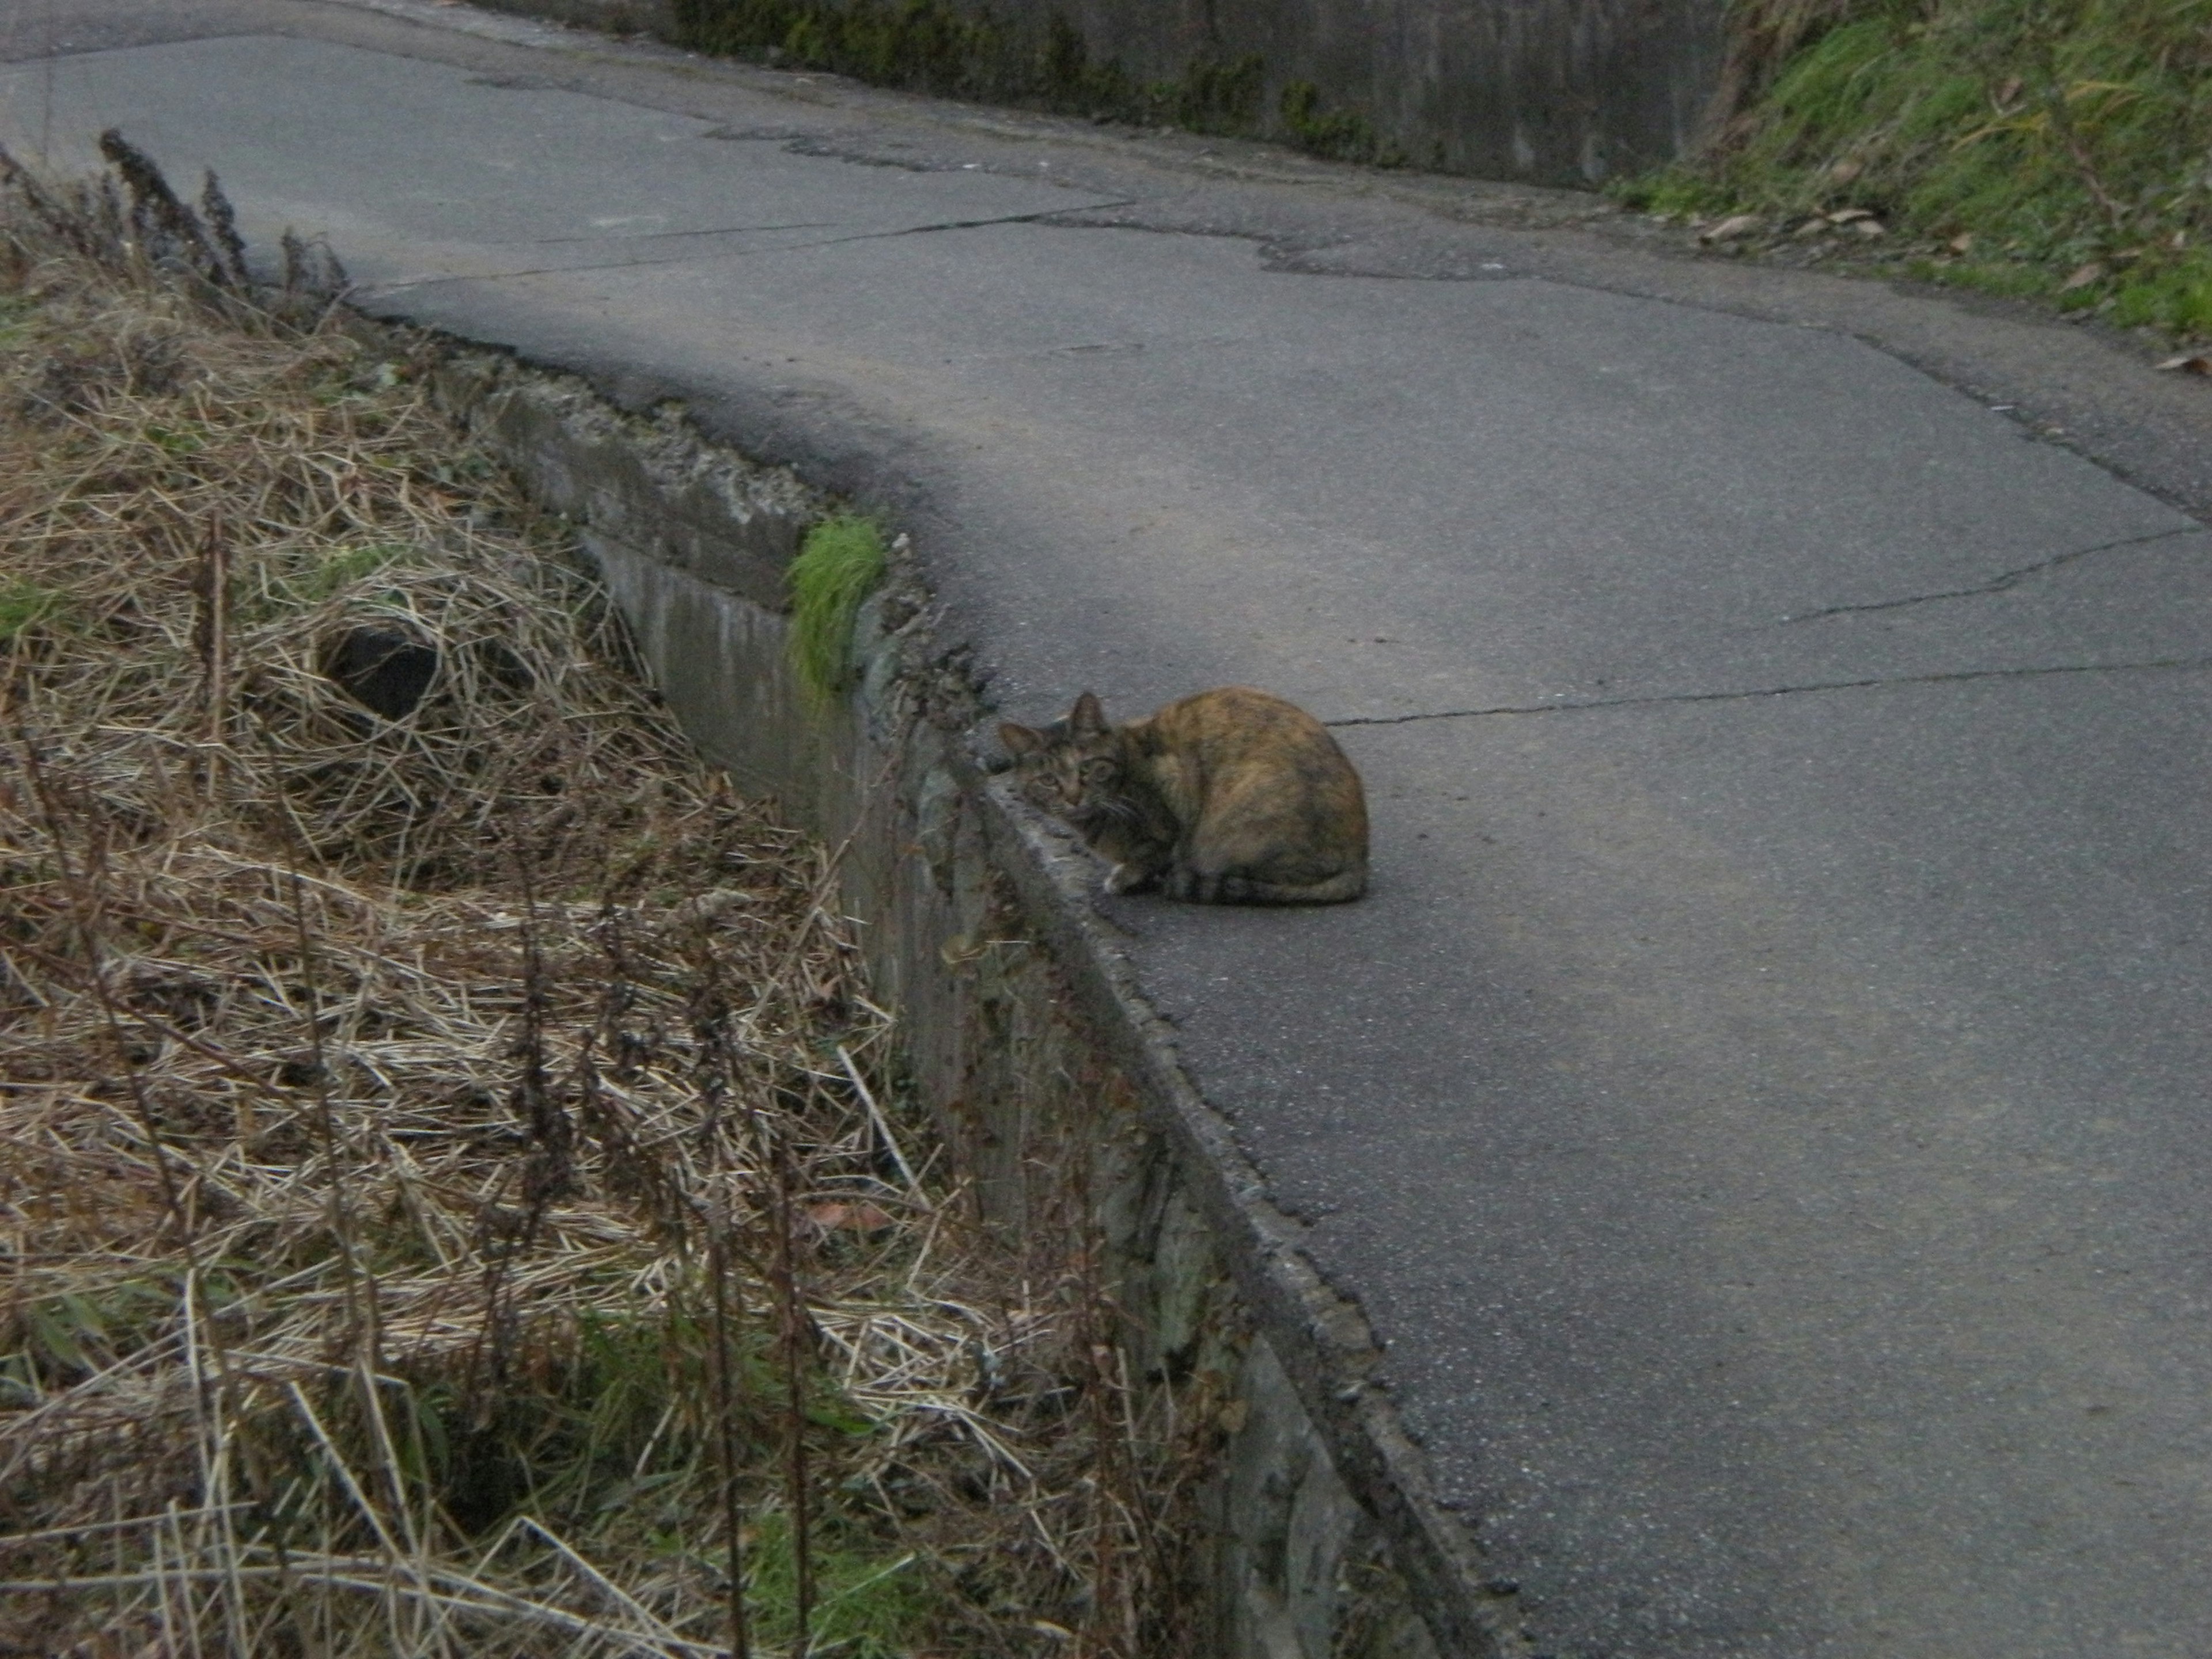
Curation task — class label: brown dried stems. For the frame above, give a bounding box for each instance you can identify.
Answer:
[0,149,1199,1659]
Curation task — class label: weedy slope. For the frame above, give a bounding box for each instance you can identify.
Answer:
[1627,0,2212,339]
[0,142,1205,1658]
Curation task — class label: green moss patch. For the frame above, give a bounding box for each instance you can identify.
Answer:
[787,510,888,700]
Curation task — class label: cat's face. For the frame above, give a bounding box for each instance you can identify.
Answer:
[998,692,1128,831]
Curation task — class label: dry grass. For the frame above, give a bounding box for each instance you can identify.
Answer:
[0,141,1207,1658]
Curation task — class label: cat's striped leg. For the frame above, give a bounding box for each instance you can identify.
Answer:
[1163,864,1229,903]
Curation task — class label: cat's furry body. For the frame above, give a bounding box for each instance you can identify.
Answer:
[999,687,1368,904]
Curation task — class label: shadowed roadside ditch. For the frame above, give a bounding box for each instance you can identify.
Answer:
[0,142,1498,1656]
[429,336,1484,1659]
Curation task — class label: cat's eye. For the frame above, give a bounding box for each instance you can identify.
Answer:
[1084,759,1116,782]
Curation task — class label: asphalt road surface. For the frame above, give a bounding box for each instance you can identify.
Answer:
[6,5,2209,1653]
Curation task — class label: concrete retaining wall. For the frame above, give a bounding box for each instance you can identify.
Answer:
[478,0,1724,185]
[429,352,1501,1657]
[1002,0,1725,182]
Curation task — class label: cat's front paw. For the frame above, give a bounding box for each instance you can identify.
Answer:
[1104,863,1157,895]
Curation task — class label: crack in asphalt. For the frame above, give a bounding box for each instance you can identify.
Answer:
[525,220,839,244]
[358,200,1138,295]
[1774,524,2210,624]
[1323,653,2212,726]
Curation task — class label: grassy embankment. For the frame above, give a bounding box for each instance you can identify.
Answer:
[0,138,1208,1657]
[1616,0,2212,340]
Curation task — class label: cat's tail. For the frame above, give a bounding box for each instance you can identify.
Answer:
[1172,866,1367,905]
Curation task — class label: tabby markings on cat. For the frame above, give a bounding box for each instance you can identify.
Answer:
[998,687,1368,904]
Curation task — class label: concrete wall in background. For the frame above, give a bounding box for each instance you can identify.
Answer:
[487,0,1726,185]
[1031,0,1728,182]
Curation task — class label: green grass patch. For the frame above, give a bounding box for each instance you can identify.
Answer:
[17,1278,176,1382]
[787,512,888,702]
[745,1510,933,1658]
[2109,252,2212,332]
[1610,168,1733,217]
[1619,0,2212,338]
[304,540,414,601]
[0,292,35,347]
[228,540,420,623]
[1278,80,1405,166]
[0,577,66,641]
[142,421,205,457]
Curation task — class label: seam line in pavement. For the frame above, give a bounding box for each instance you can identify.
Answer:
[1323,653,2212,727]
[524,221,840,244]
[358,199,1140,294]
[1774,524,2210,624]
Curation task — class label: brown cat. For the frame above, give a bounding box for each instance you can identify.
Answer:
[998,687,1368,904]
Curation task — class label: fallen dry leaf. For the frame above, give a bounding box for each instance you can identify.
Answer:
[2154,354,2212,375]
[1949,232,1975,254]
[2059,262,2106,293]
[1830,158,1864,184]
[940,930,987,967]
[672,887,759,926]
[1851,219,1887,238]
[1828,207,1875,225]
[1698,213,1764,246]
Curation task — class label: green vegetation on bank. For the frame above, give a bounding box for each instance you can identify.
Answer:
[1618,0,2212,338]
[668,0,1401,164]
[0,574,63,639]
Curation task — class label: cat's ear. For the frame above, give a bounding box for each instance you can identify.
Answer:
[998,722,1046,757]
[1069,691,1108,735]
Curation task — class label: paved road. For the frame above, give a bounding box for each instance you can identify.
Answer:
[7,5,2210,1653]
